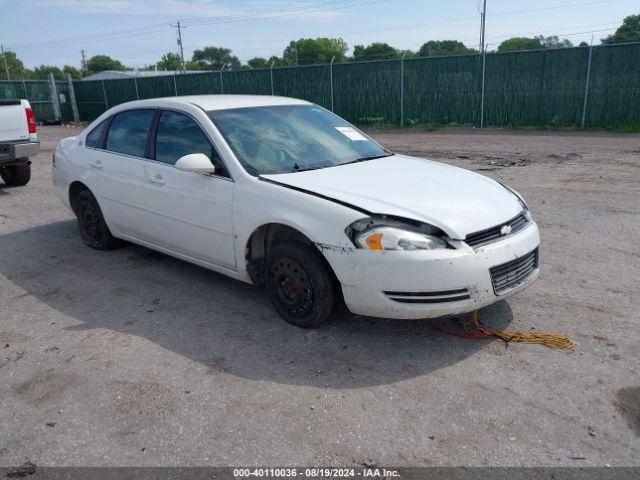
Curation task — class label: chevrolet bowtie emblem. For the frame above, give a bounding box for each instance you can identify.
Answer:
[500,224,512,235]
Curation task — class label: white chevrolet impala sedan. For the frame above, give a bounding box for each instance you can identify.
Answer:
[53,95,540,327]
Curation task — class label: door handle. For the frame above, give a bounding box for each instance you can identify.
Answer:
[148,174,165,185]
[90,161,103,169]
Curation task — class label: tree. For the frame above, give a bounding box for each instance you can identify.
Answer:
[417,40,476,57]
[33,65,64,80]
[247,57,269,69]
[282,38,348,65]
[497,37,544,52]
[157,52,182,71]
[399,49,416,59]
[536,35,573,49]
[352,42,399,61]
[602,14,640,44]
[185,60,202,71]
[0,50,31,80]
[192,46,240,70]
[63,65,82,80]
[267,55,289,67]
[87,54,125,73]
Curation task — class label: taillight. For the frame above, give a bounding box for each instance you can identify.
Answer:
[25,107,37,134]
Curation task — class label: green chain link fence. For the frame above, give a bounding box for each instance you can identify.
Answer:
[1,42,638,129]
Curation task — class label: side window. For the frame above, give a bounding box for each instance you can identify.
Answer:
[155,110,227,175]
[105,109,155,158]
[85,119,109,148]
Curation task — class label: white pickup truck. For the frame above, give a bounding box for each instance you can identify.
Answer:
[0,99,39,187]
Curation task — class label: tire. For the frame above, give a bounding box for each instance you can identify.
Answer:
[75,190,122,250]
[266,242,335,328]
[0,163,31,187]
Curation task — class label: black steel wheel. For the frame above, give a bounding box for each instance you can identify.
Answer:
[76,190,122,250]
[266,242,335,328]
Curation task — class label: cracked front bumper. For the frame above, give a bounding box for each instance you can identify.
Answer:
[323,221,540,319]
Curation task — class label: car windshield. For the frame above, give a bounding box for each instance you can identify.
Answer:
[208,104,390,176]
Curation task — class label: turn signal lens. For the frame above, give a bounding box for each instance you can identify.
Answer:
[356,227,448,251]
[364,232,384,250]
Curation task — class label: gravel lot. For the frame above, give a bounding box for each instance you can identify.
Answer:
[1,125,639,467]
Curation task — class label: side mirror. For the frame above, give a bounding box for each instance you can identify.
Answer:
[175,153,216,174]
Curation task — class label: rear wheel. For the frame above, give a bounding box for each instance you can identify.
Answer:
[266,242,335,328]
[0,163,31,187]
[76,190,122,250]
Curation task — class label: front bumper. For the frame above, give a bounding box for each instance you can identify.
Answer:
[324,221,540,319]
[0,141,40,164]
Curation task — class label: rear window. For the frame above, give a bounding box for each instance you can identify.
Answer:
[105,109,155,158]
[85,119,109,148]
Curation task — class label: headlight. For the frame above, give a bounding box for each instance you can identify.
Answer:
[356,227,448,251]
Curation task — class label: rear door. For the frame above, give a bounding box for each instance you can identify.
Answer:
[90,108,156,239]
[143,109,236,268]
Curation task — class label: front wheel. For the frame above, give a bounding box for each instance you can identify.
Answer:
[266,242,335,328]
[0,163,31,187]
[76,190,123,250]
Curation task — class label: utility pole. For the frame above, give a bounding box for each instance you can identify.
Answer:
[479,0,487,54]
[81,49,88,77]
[172,21,186,73]
[1,45,11,81]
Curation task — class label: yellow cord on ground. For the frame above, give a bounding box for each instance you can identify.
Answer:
[469,310,574,350]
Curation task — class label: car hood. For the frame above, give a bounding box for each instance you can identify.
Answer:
[261,154,522,239]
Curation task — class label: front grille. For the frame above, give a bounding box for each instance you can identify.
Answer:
[384,288,470,304]
[490,248,538,295]
[465,212,529,247]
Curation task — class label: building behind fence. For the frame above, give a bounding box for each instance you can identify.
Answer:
[1,42,638,129]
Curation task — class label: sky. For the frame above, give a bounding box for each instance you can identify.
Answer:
[1,0,637,69]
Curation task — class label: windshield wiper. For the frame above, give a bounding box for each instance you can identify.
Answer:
[291,152,395,173]
[338,152,395,167]
[292,163,325,173]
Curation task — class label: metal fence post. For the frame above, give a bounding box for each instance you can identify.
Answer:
[219,66,225,94]
[581,45,593,129]
[101,80,109,110]
[173,74,178,96]
[48,72,62,120]
[66,74,80,123]
[270,60,275,95]
[330,56,335,112]
[480,50,487,128]
[400,52,406,127]
[134,77,139,99]
[22,80,27,99]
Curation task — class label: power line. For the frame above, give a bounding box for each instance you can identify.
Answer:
[177,0,370,26]
[174,0,389,29]
[8,0,385,49]
[216,0,622,51]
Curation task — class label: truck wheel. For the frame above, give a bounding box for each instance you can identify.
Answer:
[266,242,335,328]
[0,163,31,187]
[76,190,122,250]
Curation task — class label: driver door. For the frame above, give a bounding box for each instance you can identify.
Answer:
[142,109,236,269]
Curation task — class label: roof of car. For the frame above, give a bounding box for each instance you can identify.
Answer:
[126,94,312,111]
